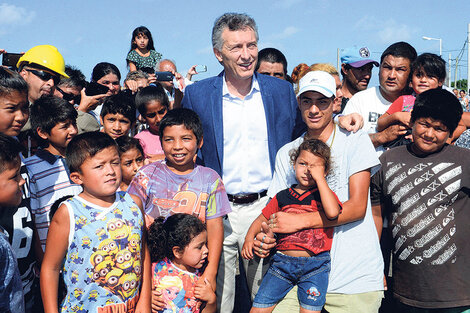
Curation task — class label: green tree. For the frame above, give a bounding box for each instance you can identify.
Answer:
[451,79,467,90]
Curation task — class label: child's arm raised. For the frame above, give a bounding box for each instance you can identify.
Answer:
[377,112,392,131]
[377,111,411,131]
[40,204,70,313]
[309,167,340,220]
[241,213,269,260]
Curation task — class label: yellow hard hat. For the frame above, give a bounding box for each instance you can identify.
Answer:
[17,45,69,78]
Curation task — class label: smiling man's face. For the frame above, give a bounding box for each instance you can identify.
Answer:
[214,27,258,83]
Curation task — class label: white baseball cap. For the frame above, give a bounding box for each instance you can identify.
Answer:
[297,71,336,98]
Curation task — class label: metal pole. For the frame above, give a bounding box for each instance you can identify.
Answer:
[439,38,442,57]
[337,48,340,71]
[448,53,452,87]
[467,23,470,93]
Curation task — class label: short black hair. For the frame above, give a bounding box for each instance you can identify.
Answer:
[30,96,78,134]
[411,53,446,83]
[148,213,206,263]
[0,67,28,97]
[135,84,169,116]
[380,41,417,64]
[256,48,288,75]
[91,62,121,82]
[66,131,117,173]
[0,134,23,174]
[58,65,86,89]
[100,93,136,123]
[115,135,144,157]
[411,89,462,135]
[159,108,203,145]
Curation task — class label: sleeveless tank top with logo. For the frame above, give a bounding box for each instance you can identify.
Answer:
[60,192,143,313]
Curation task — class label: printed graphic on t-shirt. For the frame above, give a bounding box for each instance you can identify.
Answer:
[384,161,460,265]
[61,194,143,313]
[128,161,231,223]
[368,111,381,123]
[153,259,201,313]
[151,182,209,223]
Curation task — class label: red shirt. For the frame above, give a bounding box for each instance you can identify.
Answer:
[262,187,341,254]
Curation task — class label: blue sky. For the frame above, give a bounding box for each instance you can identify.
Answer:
[2,0,470,87]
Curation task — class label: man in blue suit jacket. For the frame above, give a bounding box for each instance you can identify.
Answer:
[183,70,297,176]
[182,13,298,313]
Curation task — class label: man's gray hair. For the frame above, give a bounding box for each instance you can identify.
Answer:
[212,13,258,51]
[124,70,148,82]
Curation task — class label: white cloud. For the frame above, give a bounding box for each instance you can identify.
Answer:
[267,26,300,41]
[354,16,381,31]
[354,16,417,44]
[273,0,303,9]
[377,21,414,43]
[279,26,300,38]
[0,3,35,26]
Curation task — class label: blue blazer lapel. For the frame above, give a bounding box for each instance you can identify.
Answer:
[257,73,276,172]
[211,72,224,168]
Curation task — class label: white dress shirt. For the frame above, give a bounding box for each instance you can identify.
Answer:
[221,74,272,195]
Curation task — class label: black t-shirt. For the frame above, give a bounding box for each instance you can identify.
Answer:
[371,144,470,309]
[0,161,38,309]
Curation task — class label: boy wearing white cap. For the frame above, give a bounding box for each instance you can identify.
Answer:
[256,71,384,313]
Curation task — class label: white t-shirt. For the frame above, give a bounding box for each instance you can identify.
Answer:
[343,86,392,156]
[268,125,384,294]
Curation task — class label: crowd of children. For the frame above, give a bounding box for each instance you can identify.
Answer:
[1,21,470,313]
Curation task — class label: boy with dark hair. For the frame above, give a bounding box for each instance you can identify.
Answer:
[371,88,470,312]
[0,134,26,313]
[0,67,41,312]
[54,65,86,105]
[128,108,231,297]
[100,93,136,139]
[25,96,81,251]
[0,67,29,136]
[40,131,151,312]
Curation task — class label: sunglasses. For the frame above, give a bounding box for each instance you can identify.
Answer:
[25,69,60,85]
[56,86,81,103]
